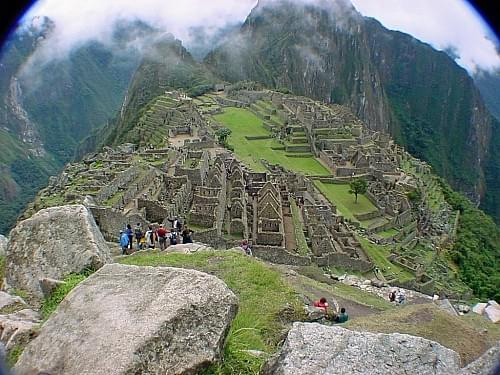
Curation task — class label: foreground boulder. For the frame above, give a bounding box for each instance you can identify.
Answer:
[5,204,111,298]
[0,309,40,352]
[263,323,461,375]
[15,263,238,374]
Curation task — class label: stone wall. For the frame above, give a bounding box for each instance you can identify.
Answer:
[314,253,373,272]
[252,246,311,266]
[184,140,216,150]
[136,199,169,223]
[95,166,140,203]
[90,207,148,241]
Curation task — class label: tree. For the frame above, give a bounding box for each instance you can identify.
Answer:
[215,127,232,145]
[349,178,368,203]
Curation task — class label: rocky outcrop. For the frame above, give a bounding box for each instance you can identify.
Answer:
[472,301,500,323]
[0,235,7,257]
[263,322,461,375]
[460,341,500,375]
[5,204,111,299]
[0,291,26,312]
[14,263,238,375]
[0,309,40,352]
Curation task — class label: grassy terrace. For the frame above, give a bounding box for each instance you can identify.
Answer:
[357,237,414,282]
[213,108,329,176]
[314,181,378,224]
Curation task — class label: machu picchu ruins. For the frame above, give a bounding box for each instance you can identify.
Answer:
[24,85,472,298]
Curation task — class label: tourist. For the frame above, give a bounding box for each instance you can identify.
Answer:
[182,226,194,244]
[396,290,406,304]
[119,230,129,255]
[388,290,396,302]
[139,233,146,250]
[313,297,329,315]
[169,229,178,246]
[134,223,143,250]
[145,225,155,249]
[126,224,133,250]
[156,224,167,250]
[241,239,252,256]
[169,217,183,232]
[334,307,349,323]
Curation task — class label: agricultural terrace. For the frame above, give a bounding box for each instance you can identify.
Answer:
[212,108,330,176]
[314,181,379,224]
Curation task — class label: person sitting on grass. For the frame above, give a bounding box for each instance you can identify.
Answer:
[334,307,349,323]
[313,297,329,315]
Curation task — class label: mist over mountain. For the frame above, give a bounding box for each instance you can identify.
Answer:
[0,17,144,233]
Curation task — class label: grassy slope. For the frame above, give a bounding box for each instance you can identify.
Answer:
[314,181,378,222]
[213,108,329,176]
[357,237,414,282]
[347,303,500,366]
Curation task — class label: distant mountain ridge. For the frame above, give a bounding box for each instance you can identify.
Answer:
[0,17,143,233]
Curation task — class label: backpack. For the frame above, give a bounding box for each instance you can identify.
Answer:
[134,227,142,239]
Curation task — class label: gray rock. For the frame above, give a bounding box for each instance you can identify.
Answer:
[472,303,487,315]
[15,263,238,375]
[0,235,7,257]
[460,341,500,375]
[484,304,500,323]
[166,242,214,253]
[305,306,326,321]
[0,291,26,311]
[0,309,41,351]
[5,204,112,299]
[456,304,471,314]
[371,278,386,288]
[263,323,461,375]
[38,278,66,299]
[436,299,458,316]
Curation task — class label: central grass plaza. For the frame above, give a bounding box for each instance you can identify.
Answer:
[213,107,330,175]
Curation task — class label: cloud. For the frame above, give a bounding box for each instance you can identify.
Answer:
[350,0,500,73]
[21,0,258,60]
[18,0,500,74]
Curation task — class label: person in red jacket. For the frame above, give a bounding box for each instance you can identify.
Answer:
[313,297,329,315]
[156,224,167,250]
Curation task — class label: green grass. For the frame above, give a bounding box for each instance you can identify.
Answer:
[357,237,414,282]
[119,251,304,374]
[314,181,378,223]
[40,272,92,320]
[7,345,24,368]
[290,200,309,255]
[213,108,329,176]
[376,228,399,238]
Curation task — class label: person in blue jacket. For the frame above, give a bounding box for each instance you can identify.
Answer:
[119,230,130,255]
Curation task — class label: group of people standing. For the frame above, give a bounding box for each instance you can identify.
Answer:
[119,218,194,255]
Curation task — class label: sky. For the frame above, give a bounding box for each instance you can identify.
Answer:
[21,0,500,74]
